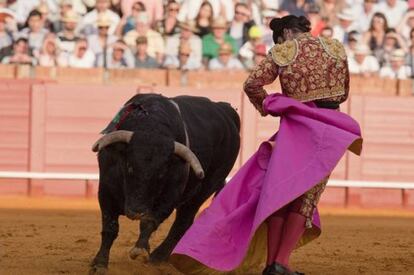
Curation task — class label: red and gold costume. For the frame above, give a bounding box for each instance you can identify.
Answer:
[244,32,349,115]
[243,32,349,226]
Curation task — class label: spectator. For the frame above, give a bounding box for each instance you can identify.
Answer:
[406,28,414,75]
[18,9,49,55]
[194,1,214,38]
[124,12,164,63]
[163,42,202,70]
[202,16,237,62]
[12,0,59,26]
[279,0,313,17]
[121,0,164,26]
[95,40,134,68]
[260,9,280,49]
[239,25,263,69]
[38,33,59,67]
[252,43,267,67]
[177,0,235,22]
[66,38,95,68]
[397,9,414,42]
[35,3,51,31]
[362,12,389,54]
[208,43,243,70]
[164,20,202,67]
[78,0,120,36]
[345,31,361,57]
[306,4,326,37]
[376,0,408,28]
[57,10,80,56]
[116,1,146,36]
[354,0,379,33]
[333,8,357,44]
[87,13,118,56]
[134,35,159,68]
[317,0,347,26]
[348,43,380,76]
[0,9,13,51]
[377,30,407,66]
[229,2,255,49]
[52,0,83,33]
[2,37,37,65]
[320,26,334,38]
[154,0,180,37]
[379,48,411,78]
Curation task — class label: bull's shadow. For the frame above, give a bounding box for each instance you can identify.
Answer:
[89,94,240,274]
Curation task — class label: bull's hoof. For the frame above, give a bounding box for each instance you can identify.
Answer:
[149,250,169,264]
[89,265,108,275]
[129,246,149,260]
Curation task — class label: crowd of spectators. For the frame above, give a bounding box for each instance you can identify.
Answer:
[1,0,414,79]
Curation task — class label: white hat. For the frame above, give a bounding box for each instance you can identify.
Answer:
[262,9,278,18]
[390,49,406,61]
[337,8,355,21]
[354,44,371,55]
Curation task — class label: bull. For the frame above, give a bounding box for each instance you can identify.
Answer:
[89,94,240,274]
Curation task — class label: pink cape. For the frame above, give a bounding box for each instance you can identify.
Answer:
[171,94,363,274]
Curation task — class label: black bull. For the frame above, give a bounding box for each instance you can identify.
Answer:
[90,94,240,273]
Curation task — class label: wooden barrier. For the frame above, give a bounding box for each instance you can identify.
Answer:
[0,78,414,207]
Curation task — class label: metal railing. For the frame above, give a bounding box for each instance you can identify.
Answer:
[0,171,413,206]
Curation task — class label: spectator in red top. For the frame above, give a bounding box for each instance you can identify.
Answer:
[306,4,325,37]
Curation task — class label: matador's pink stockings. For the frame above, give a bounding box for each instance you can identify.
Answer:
[266,199,307,268]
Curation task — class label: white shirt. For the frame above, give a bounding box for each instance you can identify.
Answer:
[67,49,96,68]
[164,34,202,64]
[379,65,411,79]
[11,0,59,24]
[78,9,120,36]
[376,0,408,28]
[208,57,244,70]
[353,5,379,33]
[348,55,380,74]
[177,0,235,22]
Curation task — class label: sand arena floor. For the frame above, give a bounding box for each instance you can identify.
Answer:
[0,197,413,275]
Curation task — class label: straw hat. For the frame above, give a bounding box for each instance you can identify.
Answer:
[0,8,15,22]
[337,8,355,21]
[354,44,371,55]
[390,49,406,61]
[262,9,278,18]
[219,43,233,55]
[96,13,112,27]
[61,10,78,23]
[212,17,229,29]
[178,20,199,33]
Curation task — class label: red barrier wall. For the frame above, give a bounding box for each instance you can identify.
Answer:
[0,78,413,208]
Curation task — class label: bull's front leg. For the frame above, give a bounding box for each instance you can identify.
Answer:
[129,218,159,260]
[90,212,119,274]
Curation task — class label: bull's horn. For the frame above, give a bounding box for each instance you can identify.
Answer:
[174,142,205,179]
[92,130,134,152]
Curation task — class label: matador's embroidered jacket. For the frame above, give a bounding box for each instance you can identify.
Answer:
[243,32,349,114]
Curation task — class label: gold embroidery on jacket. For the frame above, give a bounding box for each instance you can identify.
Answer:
[318,37,347,60]
[270,40,299,66]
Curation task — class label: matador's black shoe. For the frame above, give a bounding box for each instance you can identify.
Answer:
[262,263,305,275]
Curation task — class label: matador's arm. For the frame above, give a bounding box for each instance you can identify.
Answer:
[243,54,279,116]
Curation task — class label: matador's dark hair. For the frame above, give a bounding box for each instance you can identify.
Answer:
[269,15,311,44]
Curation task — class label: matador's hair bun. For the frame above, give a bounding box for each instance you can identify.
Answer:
[269,15,311,43]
